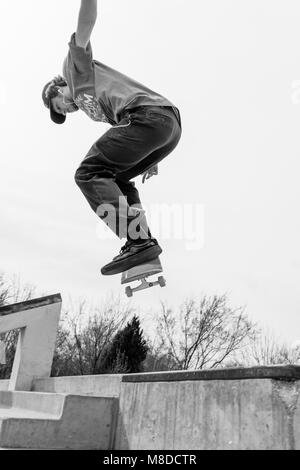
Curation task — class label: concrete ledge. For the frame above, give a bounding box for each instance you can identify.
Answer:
[2,366,300,449]
[122,365,300,383]
[0,294,62,316]
[0,391,65,415]
[115,377,300,450]
[32,374,123,397]
[0,381,9,392]
[0,393,117,449]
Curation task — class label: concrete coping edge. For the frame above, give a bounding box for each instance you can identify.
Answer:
[0,294,62,316]
[121,365,300,383]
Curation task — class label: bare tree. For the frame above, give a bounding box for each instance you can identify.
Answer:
[0,273,137,377]
[0,274,10,307]
[0,272,36,307]
[143,344,178,372]
[237,330,300,366]
[51,295,135,376]
[152,294,257,370]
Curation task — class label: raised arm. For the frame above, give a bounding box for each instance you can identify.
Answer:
[76,0,98,49]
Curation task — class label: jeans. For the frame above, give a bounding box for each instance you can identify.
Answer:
[74,105,182,241]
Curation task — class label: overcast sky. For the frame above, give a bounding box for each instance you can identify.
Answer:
[0,0,299,345]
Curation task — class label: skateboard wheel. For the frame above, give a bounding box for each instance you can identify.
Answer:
[125,286,133,297]
[158,276,166,287]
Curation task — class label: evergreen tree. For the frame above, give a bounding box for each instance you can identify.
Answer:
[101,315,149,373]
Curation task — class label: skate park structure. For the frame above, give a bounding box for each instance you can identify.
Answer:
[0,294,300,450]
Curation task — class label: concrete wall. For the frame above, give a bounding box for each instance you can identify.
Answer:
[2,366,300,450]
[32,375,123,397]
[0,294,62,391]
[0,380,9,392]
[114,378,300,450]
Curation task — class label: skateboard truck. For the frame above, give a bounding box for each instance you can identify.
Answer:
[121,257,166,297]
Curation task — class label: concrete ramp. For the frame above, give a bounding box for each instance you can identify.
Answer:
[0,391,117,449]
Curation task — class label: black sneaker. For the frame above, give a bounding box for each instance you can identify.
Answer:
[101,238,162,276]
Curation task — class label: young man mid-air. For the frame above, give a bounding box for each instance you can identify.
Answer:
[42,0,182,276]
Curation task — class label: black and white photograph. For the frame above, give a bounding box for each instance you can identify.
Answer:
[0,0,299,456]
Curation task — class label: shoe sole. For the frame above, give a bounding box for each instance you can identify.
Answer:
[101,245,162,276]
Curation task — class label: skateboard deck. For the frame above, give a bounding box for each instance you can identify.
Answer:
[121,257,166,297]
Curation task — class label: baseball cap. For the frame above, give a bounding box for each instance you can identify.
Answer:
[42,80,66,125]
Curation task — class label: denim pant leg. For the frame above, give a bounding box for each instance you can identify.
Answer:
[74,107,182,240]
[119,116,182,182]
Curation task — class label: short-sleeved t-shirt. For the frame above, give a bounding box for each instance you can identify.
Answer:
[63,33,176,125]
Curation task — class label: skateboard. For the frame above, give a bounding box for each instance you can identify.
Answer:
[121,257,166,297]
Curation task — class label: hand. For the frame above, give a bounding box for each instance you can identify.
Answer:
[142,165,158,184]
